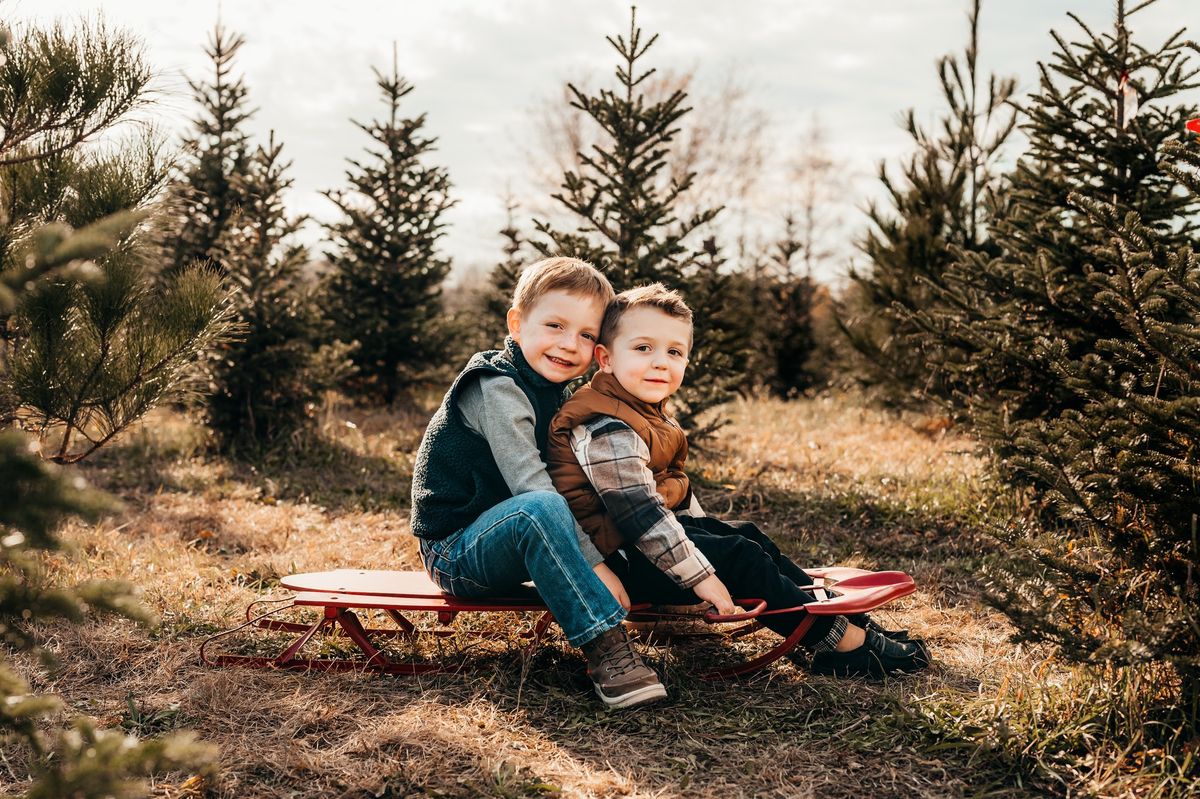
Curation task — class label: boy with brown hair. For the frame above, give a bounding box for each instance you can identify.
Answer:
[546,283,931,680]
[411,257,667,709]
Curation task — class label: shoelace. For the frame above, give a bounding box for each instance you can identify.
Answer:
[599,641,641,678]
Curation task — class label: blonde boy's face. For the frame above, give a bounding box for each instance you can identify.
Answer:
[507,290,606,383]
[594,306,691,404]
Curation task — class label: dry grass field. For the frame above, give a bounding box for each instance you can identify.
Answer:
[3,394,1184,798]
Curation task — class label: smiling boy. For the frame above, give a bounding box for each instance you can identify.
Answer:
[546,284,930,682]
[411,257,667,709]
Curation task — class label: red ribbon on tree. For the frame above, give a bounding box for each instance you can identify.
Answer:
[1187,118,1200,135]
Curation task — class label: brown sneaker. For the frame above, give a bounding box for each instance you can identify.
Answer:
[582,626,667,709]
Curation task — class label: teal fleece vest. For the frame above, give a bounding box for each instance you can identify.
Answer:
[409,338,567,540]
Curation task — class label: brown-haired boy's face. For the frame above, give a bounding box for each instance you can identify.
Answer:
[594,306,691,404]
[507,290,606,383]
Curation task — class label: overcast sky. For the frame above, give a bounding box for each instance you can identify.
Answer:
[14,1,1196,283]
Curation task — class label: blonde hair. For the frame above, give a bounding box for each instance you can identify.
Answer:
[511,257,614,314]
[599,282,693,346]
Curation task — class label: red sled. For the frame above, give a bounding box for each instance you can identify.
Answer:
[200,567,915,679]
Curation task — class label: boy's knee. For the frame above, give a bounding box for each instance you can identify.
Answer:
[724,535,771,565]
[517,491,575,538]
[522,490,571,516]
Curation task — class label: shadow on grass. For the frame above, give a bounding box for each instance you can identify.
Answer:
[227,433,413,514]
[694,481,1004,605]
[84,429,412,514]
[496,646,1036,799]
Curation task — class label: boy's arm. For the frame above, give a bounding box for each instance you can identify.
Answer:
[459,375,604,567]
[570,419,715,589]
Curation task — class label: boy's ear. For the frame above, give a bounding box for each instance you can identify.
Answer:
[593,343,613,373]
[505,307,521,342]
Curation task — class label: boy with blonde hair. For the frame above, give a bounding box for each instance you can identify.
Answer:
[411,257,667,709]
[546,283,930,680]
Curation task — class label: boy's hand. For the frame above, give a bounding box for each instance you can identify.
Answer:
[692,574,736,615]
[593,562,630,610]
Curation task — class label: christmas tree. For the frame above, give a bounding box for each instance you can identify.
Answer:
[206,133,328,448]
[478,192,526,349]
[167,24,254,277]
[1,19,232,463]
[914,0,1199,439]
[986,140,1200,726]
[766,215,820,396]
[532,9,738,434]
[840,0,1016,406]
[0,18,217,794]
[1,223,215,796]
[322,56,454,404]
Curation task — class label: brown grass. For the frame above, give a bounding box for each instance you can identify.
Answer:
[3,394,1184,798]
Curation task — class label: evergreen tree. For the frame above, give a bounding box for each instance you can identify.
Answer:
[322,58,453,405]
[0,19,216,792]
[479,192,526,348]
[532,9,737,434]
[986,140,1200,726]
[914,0,1199,449]
[839,0,1016,406]
[207,133,327,447]
[0,19,233,462]
[732,217,820,397]
[167,25,254,277]
[1,223,215,796]
[676,237,746,437]
[766,215,819,396]
[741,117,843,397]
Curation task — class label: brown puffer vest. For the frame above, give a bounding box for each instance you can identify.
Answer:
[546,371,690,556]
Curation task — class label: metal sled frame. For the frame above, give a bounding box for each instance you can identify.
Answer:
[200,567,916,679]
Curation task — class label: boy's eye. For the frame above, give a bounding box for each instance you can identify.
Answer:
[546,322,562,329]
[669,349,684,357]
[581,333,596,342]
[635,344,651,352]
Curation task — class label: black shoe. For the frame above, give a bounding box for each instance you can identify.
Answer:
[848,613,910,641]
[857,617,932,662]
[810,629,930,678]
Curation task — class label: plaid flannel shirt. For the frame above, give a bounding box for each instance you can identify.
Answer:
[569,416,715,588]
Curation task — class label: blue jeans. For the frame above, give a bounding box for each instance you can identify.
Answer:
[419,491,625,647]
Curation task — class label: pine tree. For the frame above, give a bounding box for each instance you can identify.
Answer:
[207,133,326,447]
[532,9,737,435]
[675,237,746,437]
[167,24,254,277]
[839,0,1016,406]
[985,140,1200,726]
[1,224,215,795]
[322,57,453,405]
[479,192,526,349]
[0,20,216,792]
[0,19,233,462]
[740,117,843,397]
[914,0,1199,452]
[766,215,819,396]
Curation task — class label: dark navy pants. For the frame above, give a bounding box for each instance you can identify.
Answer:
[610,516,838,646]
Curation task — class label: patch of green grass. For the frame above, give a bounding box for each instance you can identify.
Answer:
[119,692,186,737]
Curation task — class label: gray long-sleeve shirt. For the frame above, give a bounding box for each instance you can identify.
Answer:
[457,374,605,566]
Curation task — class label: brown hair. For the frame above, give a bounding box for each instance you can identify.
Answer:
[511,257,614,314]
[599,283,693,347]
